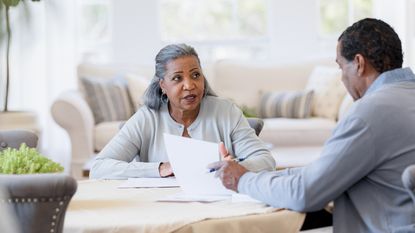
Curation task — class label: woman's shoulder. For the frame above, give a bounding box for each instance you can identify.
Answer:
[130,105,161,121]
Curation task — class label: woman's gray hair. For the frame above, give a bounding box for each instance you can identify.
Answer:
[143,43,216,110]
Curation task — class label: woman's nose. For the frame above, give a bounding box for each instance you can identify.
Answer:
[183,77,195,90]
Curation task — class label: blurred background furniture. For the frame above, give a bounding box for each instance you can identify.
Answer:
[0,130,38,150]
[402,164,415,203]
[400,165,415,232]
[52,60,353,178]
[0,130,78,233]
[0,174,78,233]
[247,118,264,137]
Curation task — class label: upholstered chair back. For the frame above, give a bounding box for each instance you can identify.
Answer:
[0,130,77,233]
[402,165,415,204]
[0,130,38,151]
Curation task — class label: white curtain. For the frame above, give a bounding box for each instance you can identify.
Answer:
[7,0,78,172]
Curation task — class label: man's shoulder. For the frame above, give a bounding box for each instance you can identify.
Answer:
[350,85,413,123]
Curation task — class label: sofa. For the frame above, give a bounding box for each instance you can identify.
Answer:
[51,59,352,178]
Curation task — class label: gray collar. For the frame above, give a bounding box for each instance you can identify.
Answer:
[365,67,415,96]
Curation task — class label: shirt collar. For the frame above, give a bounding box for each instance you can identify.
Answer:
[365,67,415,96]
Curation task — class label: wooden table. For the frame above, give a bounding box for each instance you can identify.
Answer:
[64,180,305,233]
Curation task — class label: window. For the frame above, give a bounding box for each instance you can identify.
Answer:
[77,0,112,62]
[319,0,373,37]
[159,0,269,60]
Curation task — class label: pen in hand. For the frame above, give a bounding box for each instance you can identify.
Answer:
[207,157,245,173]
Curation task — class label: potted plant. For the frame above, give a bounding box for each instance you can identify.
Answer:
[0,143,63,174]
[0,0,41,133]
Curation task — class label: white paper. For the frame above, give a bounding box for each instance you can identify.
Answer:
[158,191,230,203]
[231,193,263,204]
[118,177,179,188]
[163,133,234,196]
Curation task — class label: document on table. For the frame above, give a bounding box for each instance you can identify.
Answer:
[158,191,230,203]
[163,133,234,198]
[159,192,264,203]
[118,177,179,188]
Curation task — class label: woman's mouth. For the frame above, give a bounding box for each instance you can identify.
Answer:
[183,94,198,103]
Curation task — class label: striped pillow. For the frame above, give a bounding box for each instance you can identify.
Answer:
[81,77,134,124]
[260,90,314,118]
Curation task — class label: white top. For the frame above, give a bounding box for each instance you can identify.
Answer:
[90,96,276,179]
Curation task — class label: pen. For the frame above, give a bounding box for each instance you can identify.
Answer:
[208,157,246,173]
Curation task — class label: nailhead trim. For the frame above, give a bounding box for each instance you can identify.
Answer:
[0,195,72,233]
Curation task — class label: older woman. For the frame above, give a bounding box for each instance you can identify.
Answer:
[90,44,275,179]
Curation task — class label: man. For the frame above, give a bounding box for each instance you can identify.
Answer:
[209,18,415,233]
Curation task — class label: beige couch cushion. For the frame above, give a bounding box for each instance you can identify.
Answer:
[305,66,347,120]
[260,118,337,147]
[94,121,124,152]
[259,90,314,118]
[213,60,316,112]
[81,77,134,124]
[126,74,151,110]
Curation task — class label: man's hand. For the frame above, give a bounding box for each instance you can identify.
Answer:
[159,162,174,177]
[207,160,248,192]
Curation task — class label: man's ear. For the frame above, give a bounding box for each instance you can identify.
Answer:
[354,54,365,77]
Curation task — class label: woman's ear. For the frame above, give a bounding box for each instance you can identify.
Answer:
[159,79,165,92]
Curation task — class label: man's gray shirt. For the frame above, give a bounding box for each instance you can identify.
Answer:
[239,68,415,233]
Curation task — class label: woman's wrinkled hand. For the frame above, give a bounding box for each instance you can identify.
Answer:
[159,162,174,177]
[219,142,233,161]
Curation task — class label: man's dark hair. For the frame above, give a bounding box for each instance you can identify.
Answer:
[338,18,403,73]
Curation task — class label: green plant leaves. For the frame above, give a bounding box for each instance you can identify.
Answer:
[1,0,21,7]
[0,143,64,174]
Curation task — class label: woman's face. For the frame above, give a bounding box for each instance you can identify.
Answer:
[159,55,205,114]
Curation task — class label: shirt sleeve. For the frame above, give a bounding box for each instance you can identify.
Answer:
[229,104,276,172]
[89,110,161,179]
[238,116,377,212]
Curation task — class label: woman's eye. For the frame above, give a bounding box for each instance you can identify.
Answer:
[192,72,201,79]
[172,75,181,81]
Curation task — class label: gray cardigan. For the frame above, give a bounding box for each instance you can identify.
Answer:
[90,96,275,179]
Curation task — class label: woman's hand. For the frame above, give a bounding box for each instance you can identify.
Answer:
[159,162,174,177]
[219,142,233,161]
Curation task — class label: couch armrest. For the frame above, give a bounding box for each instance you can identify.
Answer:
[51,90,95,177]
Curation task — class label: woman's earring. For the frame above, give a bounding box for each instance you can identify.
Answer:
[161,90,168,103]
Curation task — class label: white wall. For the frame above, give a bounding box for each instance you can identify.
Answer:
[106,0,413,67]
[107,0,337,65]
[111,0,162,65]
[268,0,335,63]
[373,0,412,67]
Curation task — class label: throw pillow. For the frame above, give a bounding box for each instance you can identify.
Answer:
[80,76,134,124]
[125,74,150,110]
[305,66,347,120]
[259,90,314,118]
